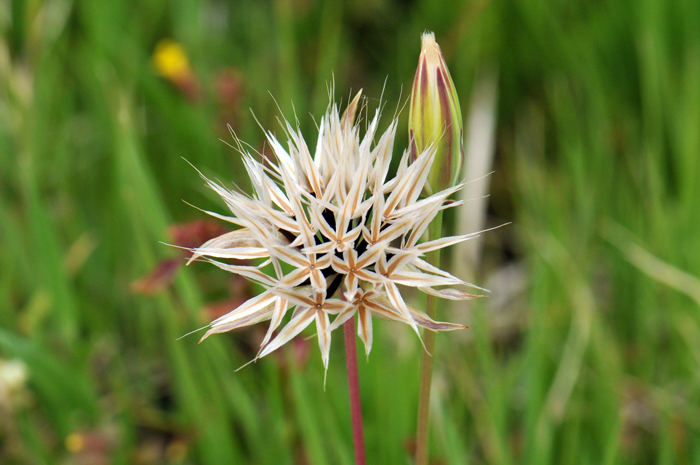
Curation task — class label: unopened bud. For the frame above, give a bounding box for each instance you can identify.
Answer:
[409,32,464,192]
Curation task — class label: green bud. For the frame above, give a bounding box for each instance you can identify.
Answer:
[409,32,465,193]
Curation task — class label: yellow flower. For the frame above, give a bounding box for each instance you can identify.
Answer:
[153,39,192,82]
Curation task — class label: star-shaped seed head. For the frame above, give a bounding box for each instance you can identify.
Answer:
[188,46,483,374]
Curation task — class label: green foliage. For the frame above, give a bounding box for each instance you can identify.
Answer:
[1,0,699,463]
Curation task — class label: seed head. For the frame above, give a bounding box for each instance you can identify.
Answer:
[188,90,483,374]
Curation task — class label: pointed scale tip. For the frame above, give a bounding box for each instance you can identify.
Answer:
[421,31,436,49]
[419,31,442,68]
[198,329,214,344]
[341,89,363,128]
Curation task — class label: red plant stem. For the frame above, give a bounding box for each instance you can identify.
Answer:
[344,316,366,465]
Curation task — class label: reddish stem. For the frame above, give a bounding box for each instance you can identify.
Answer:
[344,317,366,465]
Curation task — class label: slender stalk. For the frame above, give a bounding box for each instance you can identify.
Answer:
[344,316,366,465]
[415,211,443,465]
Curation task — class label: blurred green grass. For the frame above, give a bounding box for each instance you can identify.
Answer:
[2,0,700,463]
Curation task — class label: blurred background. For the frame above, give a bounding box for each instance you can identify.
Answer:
[2,0,700,463]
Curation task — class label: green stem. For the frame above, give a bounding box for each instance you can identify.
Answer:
[415,211,443,465]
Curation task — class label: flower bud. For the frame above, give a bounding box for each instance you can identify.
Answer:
[409,32,465,193]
